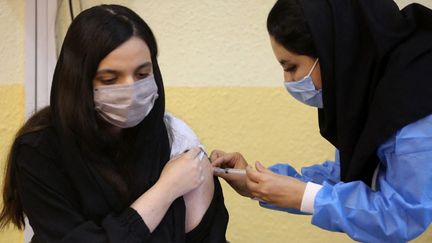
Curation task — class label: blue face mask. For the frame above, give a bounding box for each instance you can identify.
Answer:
[284,59,323,108]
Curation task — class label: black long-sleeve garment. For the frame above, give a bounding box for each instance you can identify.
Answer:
[15,127,228,243]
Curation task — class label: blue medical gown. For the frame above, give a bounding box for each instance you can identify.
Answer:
[260,114,432,242]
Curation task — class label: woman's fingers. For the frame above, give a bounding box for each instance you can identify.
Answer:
[185,147,201,160]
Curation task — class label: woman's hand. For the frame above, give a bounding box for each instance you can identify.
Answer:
[246,162,307,209]
[157,147,205,200]
[210,150,252,197]
[131,147,206,232]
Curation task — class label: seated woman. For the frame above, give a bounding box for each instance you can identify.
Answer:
[0,4,228,243]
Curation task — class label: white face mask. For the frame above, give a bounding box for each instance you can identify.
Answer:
[284,59,323,108]
[93,75,159,128]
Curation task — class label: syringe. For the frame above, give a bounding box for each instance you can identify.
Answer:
[213,167,246,175]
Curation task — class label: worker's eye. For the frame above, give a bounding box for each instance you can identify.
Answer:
[284,65,297,73]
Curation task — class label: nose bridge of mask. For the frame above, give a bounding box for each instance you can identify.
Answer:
[96,75,153,100]
[93,75,159,128]
[94,84,136,116]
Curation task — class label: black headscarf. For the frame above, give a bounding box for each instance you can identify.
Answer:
[299,0,432,185]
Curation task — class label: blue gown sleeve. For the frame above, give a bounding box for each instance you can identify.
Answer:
[259,152,341,214]
[301,150,341,185]
[263,150,342,184]
[312,115,432,243]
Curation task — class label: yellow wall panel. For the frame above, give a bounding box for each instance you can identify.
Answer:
[0,84,24,243]
[0,1,25,85]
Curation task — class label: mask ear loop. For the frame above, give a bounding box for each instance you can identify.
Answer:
[307,58,319,77]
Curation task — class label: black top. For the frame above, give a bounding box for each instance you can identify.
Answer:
[15,127,228,243]
[300,0,432,185]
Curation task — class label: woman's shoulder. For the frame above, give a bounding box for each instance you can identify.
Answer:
[16,126,59,163]
[164,112,202,157]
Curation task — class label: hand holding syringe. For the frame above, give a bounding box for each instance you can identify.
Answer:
[195,147,247,176]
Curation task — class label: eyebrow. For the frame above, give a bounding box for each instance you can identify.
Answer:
[279,59,294,66]
[96,62,152,75]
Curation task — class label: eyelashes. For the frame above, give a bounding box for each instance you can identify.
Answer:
[284,65,297,73]
[97,73,151,85]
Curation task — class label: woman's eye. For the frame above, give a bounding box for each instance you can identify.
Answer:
[100,78,117,85]
[137,73,149,79]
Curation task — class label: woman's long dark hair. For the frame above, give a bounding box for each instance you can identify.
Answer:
[0,4,168,229]
[267,0,317,57]
[0,108,51,229]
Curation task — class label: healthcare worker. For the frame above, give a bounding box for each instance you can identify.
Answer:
[211,0,432,242]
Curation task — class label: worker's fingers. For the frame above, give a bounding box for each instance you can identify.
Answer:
[209,150,226,162]
[211,153,238,168]
[255,161,273,174]
[246,164,263,183]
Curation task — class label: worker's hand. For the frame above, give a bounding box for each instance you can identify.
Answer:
[210,150,249,169]
[158,147,205,200]
[210,150,252,197]
[246,161,307,209]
